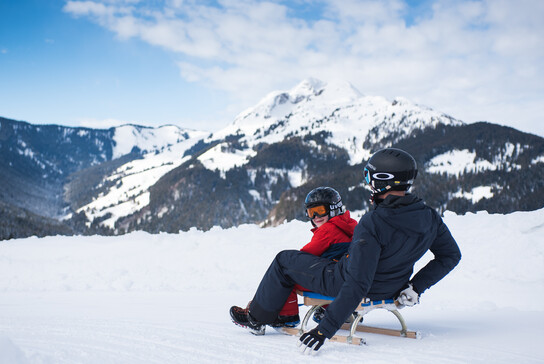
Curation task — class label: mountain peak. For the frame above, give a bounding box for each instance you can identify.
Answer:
[203,78,466,173]
[287,78,362,105]
[217,79,363,139]
[290,77,325,96]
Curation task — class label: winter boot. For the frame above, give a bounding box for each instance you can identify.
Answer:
[230,305,265,335]
[312,306,358,324]
[312,306,326,323]
[269,314,300,328]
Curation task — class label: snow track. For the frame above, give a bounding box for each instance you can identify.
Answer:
[1,209,543,363]
[1,292,542,363]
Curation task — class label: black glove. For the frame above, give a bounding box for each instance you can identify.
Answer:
[298,328,326,354]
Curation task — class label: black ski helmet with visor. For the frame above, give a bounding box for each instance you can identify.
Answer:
[364,148,418,200]
[304,187,345,221]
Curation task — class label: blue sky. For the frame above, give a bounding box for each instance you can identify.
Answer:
[1,0,543,136]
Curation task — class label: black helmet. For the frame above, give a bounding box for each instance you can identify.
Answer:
[364,148,417,196]
[304,187,345,219]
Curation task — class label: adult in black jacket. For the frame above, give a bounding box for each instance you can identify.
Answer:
[230,148,461,354]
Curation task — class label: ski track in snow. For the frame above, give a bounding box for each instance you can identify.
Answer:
[2,301,541,364]
[1,209,543,363]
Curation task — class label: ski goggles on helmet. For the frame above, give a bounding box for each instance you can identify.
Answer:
[364,166,391,194]
[306,204,329,219]
[364,167,371,184]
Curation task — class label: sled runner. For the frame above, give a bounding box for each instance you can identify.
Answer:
[281,291,420,345]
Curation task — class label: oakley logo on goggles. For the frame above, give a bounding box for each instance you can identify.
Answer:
[364,167,395,182]
[306,205,328,219]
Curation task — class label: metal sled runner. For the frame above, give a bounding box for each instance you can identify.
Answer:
[281,291,420,345]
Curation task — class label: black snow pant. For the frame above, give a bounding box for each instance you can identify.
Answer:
[248,249,345,324]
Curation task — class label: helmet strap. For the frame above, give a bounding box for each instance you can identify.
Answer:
[369,185,392,205]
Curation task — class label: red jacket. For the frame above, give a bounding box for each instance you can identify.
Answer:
[300,211,358,256]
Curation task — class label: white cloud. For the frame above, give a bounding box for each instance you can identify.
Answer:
[63,1,112,17]
[63,0,544,135]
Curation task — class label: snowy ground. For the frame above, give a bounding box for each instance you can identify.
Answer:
[1,208,543,363]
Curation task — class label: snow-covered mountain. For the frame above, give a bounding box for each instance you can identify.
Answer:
[119,79,542,234]
[0,118,206,236]
[66,126,207,229]
[198,78,462,174]
[1,79,543,239]
[64,78,468,233]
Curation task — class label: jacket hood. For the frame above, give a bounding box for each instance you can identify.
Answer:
[328,211,357,236]
[375,194,433,235]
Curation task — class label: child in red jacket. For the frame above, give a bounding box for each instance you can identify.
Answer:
[272,187,358,328]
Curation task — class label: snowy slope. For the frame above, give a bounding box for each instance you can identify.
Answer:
[74,127,208,227]
[426,144,525,176]
[199,78,463,173]
[1,208,543,363]
[110,124,199,159]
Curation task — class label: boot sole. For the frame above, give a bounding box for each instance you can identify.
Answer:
[229,307,266,336]
[230,318,266,335]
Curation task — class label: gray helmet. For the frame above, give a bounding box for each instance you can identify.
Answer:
[304,187,345,219]
[364,148,417,196]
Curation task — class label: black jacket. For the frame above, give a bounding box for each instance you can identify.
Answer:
[318,194,461,338]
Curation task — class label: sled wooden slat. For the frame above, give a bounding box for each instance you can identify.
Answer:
[279,327,300,336]
[328,333,364,345]
[303,296,334,307]
[340,323,420,339]
[279,327,364,346]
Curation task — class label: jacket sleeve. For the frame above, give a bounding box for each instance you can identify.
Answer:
[300,225,335,256]
[410,212,462,294]
[315,223,381,338]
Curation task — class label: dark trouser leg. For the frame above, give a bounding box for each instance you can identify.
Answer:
[249,250,342,323]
